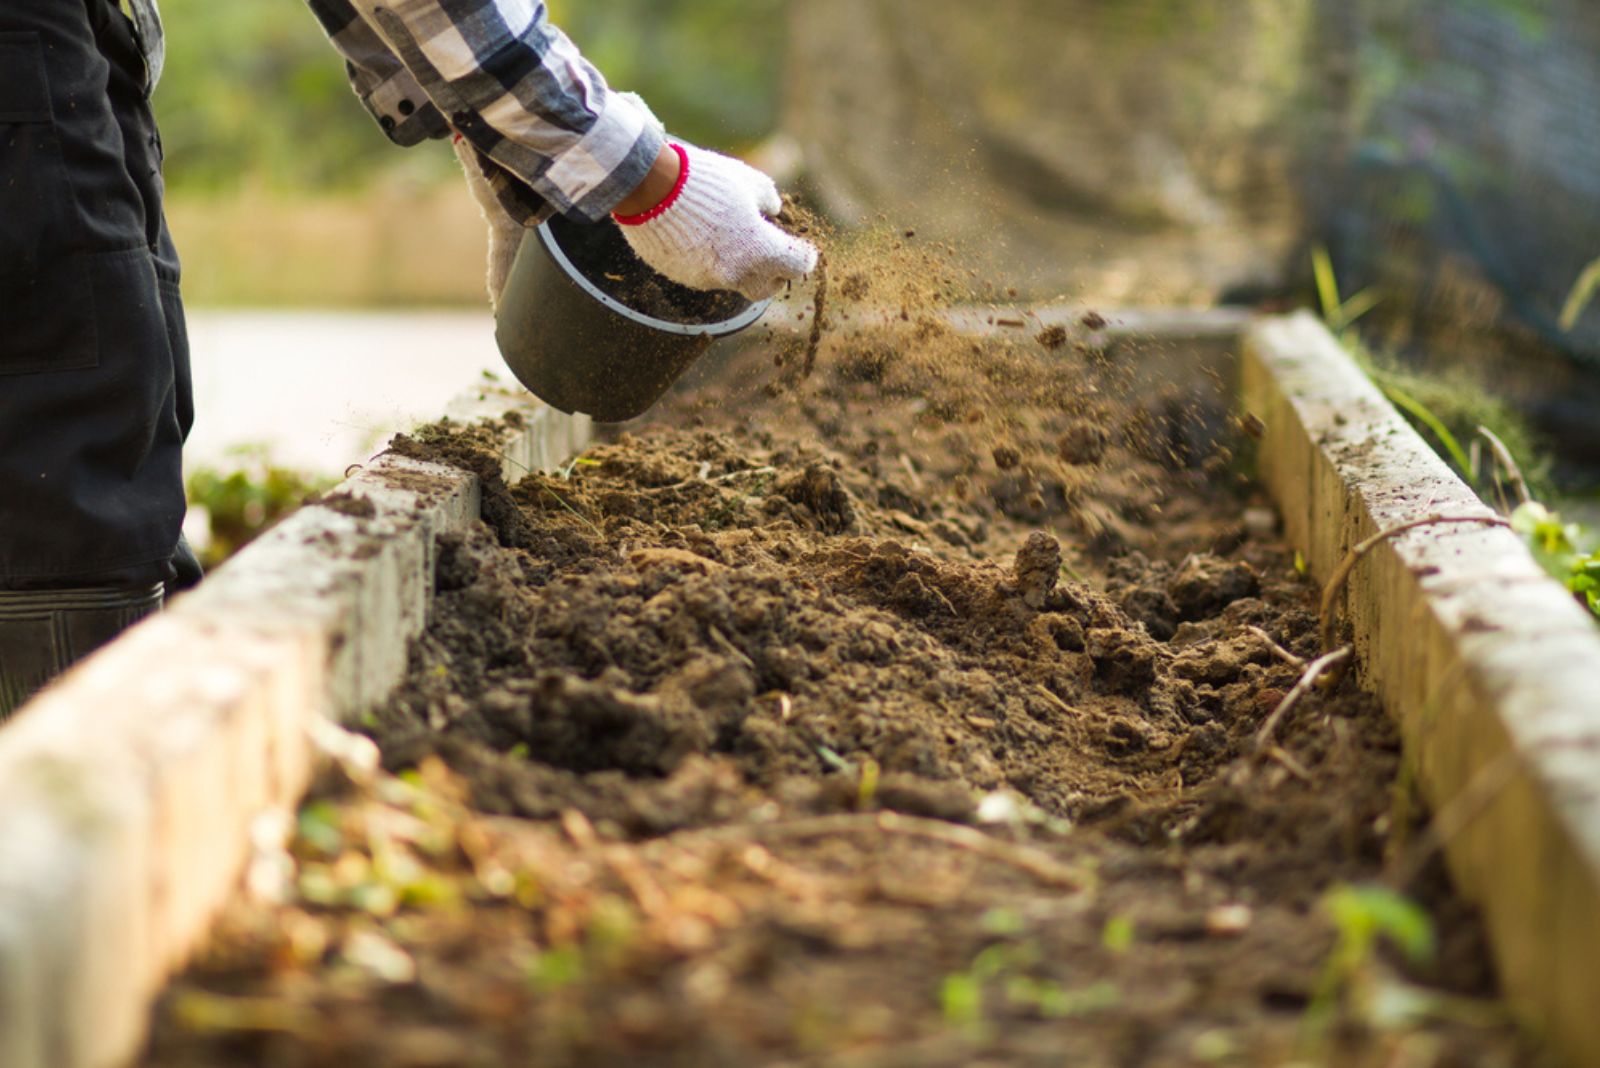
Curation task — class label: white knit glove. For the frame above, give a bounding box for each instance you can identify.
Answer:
[615,142,818,302]
[453,134,523,311]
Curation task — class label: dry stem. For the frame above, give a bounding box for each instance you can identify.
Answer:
[1475,426,1531,509]
[682,811,1085,890]
[1319,514,1510,653]
[1265,746,1314,783]
[1253,647,1353,753]
[1246,625,1307,669]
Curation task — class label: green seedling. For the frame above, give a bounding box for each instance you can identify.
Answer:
[186,445,333,568]
[528,944,587,993]
[940,972,985,1033]
[296,801,345,857]
[1512,503,1600,619]
[857,758,881,809]
[941,930,1119,1039]
[1101,914,1136,955]
[1312,246,1383,337]
[1310,249,1548,496]
[979,907,1026,938]
[817,744,852,773]
[1301,883,1436,1054]
[557,455,603,481]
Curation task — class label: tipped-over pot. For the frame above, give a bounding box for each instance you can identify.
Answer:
[494,215,770,423]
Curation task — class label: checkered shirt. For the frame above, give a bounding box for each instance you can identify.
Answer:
[305,0,665,223]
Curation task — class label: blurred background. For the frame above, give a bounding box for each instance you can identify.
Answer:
[158,0,1600,550]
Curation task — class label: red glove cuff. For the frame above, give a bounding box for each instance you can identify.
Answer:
[613,143,691,226]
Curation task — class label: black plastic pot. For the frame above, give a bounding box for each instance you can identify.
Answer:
[494,215,770,423]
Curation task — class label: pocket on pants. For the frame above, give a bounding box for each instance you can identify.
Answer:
[0,32,98,376]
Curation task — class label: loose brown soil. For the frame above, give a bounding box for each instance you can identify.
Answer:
[143,320,1539,1067]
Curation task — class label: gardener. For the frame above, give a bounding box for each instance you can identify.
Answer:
[0,0,818,717]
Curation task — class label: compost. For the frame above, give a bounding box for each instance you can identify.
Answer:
[144,312,1535,1066]
[547,214,750,325]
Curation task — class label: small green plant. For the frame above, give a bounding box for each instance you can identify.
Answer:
[186,446,334,568]
[1512,503,1600,618]
[1100,914,1136,955]
[941,917,1120,1040]
[1302,884,1436,1052]
[1312,246,1383,338]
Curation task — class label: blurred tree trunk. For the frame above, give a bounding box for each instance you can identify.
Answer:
[780,0,1316,303]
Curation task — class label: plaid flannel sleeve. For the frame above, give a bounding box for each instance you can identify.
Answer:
[305,0,665,223]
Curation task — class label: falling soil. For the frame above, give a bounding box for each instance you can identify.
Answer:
[144,320,1539,1067]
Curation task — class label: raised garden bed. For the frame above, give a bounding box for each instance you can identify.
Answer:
[142,318,1538,1066]
[4,309,1595,1068]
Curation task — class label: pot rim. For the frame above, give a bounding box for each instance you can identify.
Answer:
[536,221,771,338]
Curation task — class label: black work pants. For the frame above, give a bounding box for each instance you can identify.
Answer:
[0,0,198,592]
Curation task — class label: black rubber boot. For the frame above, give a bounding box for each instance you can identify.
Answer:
[0,585,164,720]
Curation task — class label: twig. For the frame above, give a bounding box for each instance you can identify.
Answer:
[1319,514,1510,653]
[709,466,777,485]
[1245,625,1307,670]
[680,812,1085,890]
[1253,647,1353,753]
[1265,746,1314,783]
[899,454,924,491]
[1034,686,1075,718]
[638,467,777,493]
[707,625,755,670]
[1475,426,1531,509]
[540,486,604,538]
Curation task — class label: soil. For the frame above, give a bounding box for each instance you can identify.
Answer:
[546,214,751,325]
[143,317,1539,1067]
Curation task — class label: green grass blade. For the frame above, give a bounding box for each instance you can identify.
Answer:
[1559,256,1600,332]
[1338,287,1383,329]
[1381,383,1472,474]
[1312,246,1343,327]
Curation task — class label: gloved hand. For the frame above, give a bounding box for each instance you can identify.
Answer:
[453,133,523,311]
[614,141,819,303]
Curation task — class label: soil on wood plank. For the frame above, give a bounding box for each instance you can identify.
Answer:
[143,329,1539,1068]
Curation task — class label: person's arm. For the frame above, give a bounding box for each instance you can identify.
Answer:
[308,0,662,222]
[305,0,450,148]
[307,0,816,300]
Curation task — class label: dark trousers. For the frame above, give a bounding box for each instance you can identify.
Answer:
[0,0,198,593]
